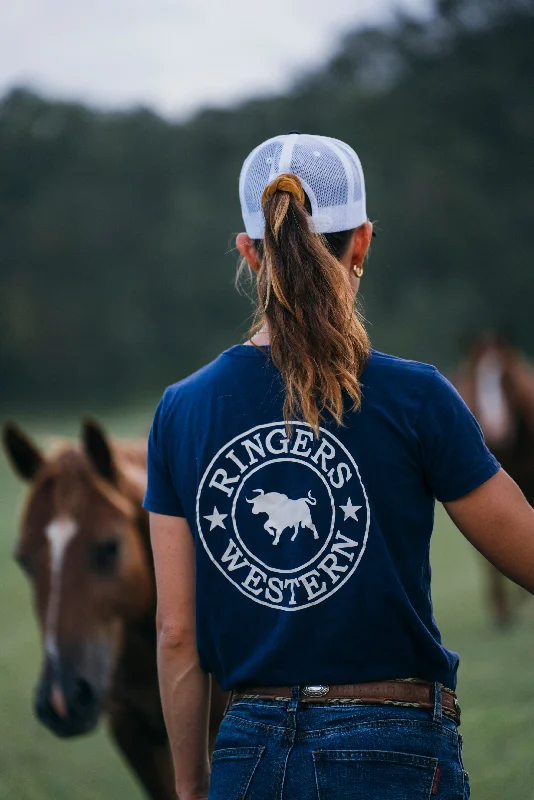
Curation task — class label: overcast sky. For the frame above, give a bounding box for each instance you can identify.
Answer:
[0,0,433,119]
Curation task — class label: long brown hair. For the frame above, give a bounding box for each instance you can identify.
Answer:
[246,172,370,434]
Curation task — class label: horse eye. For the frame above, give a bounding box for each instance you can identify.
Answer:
[90,539,120,575]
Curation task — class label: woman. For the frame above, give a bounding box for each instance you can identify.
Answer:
[144,133,534,800]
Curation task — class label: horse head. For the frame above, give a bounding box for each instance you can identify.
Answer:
[456,334,528,450]
[2,420,153,738]
[472,336,516,449]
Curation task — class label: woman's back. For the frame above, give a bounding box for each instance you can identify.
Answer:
[146,132,534,800]
[145,345,498,691]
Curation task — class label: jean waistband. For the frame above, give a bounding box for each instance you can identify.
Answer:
[229,680,461,726]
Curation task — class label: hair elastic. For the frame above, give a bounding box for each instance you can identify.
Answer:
[262,174,305,207]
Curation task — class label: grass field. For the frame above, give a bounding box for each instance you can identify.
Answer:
[1,409,534,799]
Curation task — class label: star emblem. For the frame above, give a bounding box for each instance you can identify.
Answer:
[339,498,362,522]
[204,506,228,531]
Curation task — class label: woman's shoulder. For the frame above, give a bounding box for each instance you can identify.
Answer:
[363,350,466,425]
[158,345,265,408]
[365,349,439,384]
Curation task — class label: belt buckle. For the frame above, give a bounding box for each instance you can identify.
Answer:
[301,685,329,698]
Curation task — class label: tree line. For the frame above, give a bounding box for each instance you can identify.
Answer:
[0,0,533,410]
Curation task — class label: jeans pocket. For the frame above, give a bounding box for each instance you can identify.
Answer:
[313,749,439,800]
[208,746,264,800]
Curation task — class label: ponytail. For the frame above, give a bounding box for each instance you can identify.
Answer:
[248,173,370,434]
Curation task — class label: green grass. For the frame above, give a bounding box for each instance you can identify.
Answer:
[1,409,534,799]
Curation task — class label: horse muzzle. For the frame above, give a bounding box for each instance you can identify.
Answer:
[35,658,103,738]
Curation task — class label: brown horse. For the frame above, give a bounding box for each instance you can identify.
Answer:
[454,334,534,626]
[3,419,225,800]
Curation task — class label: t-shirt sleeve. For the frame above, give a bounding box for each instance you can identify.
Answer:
[142,391,185,517]
[417,368,500,503]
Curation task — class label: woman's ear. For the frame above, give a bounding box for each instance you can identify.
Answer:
[351,221,373,267]
[236,233,261,274]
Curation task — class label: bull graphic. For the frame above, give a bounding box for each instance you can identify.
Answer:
[246,489,319,546]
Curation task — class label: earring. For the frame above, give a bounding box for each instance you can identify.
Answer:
[353,264,364,278]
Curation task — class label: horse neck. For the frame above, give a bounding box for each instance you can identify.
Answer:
[113,441,152,556]
[503,357,534,449]
[113,446,157,627]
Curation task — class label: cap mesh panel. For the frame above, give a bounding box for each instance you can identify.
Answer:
[333,140,363,202]
[290,137,348,207]
[244,141,283,213]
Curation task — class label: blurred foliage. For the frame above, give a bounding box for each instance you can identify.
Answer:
[0,0,533,410]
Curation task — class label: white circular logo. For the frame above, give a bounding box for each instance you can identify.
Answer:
[196,422,369,611]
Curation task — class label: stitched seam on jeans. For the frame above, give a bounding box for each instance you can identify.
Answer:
[313,753,323,800]
[212,746,264,762]
[210,747,264,799]
[232,695,458,720]
[223,713,288,735]
[223,711,459,742]
[303,697,458,719]
[240,749,264,799]
[312,750,438,767]
[295,717,459,742]
[275,738,295,800]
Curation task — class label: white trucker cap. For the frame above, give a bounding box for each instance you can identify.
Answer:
[239,132,367,239]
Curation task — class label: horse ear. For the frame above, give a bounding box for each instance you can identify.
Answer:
[2,422,45,481]
[82,418,116,483]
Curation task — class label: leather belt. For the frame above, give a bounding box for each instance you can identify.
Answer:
[230,680,461,725]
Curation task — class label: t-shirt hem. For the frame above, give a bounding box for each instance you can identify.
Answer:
[436,456,500,503]
[142,496,186,517]
[221,668,459,693]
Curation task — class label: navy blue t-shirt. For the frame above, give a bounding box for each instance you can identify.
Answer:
[143,347,499,691]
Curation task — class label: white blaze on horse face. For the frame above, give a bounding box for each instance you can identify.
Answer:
[44,517,78,661]
[475,351,513,447]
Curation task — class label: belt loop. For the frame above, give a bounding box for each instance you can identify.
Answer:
[285,685,300,733]
[433,682,443,722]
[288,685,300,713]
[287,686,300,719]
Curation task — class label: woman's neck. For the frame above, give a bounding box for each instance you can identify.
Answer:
[245,324,270,346]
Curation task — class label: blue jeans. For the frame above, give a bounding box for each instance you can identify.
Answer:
[208,685,470,799]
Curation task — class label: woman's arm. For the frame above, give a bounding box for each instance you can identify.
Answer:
[149,512,210,800]
[444,468,534,593]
